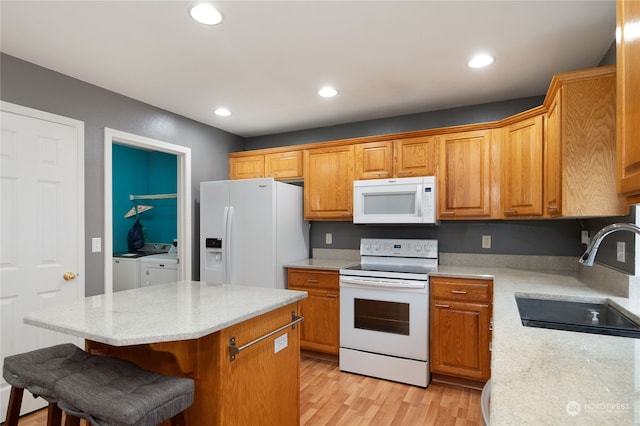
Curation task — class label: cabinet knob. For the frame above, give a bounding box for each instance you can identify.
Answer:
[451,290,467,294]
[440,211,456,216]
[434,303,450,308]
[306,279,319,283]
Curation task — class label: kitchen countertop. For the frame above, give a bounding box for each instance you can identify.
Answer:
[24,281,307,347]
[433,265,640,425]
[284,258,359,271]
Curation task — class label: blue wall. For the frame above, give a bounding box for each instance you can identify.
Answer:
[112,144,177,253]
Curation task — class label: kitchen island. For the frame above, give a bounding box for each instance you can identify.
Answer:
[432,265,640,425]
[24,281,307,425]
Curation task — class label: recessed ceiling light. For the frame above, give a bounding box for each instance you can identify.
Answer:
[190,4,222,25]
[467,54,494,68]
[318,86,338,98]
[214,107,231,117]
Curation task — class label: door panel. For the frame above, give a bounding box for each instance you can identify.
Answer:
[0,107,84,421]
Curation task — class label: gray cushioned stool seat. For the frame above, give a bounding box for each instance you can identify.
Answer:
[55,355,194,426]
[3,343,91,400]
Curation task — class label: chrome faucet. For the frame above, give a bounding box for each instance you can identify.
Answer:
[579,223,640,266]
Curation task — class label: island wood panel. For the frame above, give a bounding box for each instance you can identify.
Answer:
[617,0,640,202]
[85,302,300,426]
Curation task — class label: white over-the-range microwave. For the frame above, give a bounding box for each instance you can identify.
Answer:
[352,176,438,224]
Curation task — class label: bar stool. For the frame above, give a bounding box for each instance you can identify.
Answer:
[3,343,89,426]
[54,355,195,426]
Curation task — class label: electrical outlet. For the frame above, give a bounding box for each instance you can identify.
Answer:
[325,233,333,245]
[617,241,626,262]
[581,230,590,245]
[482,235,491,249]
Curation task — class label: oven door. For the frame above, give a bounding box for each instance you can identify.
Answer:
[340,277,428,361]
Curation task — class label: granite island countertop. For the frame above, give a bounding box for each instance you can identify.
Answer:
[24,281,307,347]
[432,265,640,425]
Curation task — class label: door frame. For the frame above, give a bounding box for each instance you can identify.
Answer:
[104,128,191,293]
[0,100,85,301]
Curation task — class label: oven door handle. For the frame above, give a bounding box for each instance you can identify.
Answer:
[339,276,426,289]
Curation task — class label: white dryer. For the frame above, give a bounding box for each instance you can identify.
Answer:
[139,250,177,287]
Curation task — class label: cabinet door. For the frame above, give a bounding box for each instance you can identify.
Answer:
[265,150,302,180]
[502,115,543,217]
[430,301,491,381]
[296,289,340,354]
[394,136,437,177]
[303,145,354,220]
[617,0,640,202]
[438,130,493,218]
[229,155,264,180]
[354,141,393,180]
[544,92,562,216]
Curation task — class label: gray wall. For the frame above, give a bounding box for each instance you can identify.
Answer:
[1,53,244,296]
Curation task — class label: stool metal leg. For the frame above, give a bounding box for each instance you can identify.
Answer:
[5,386,24,426]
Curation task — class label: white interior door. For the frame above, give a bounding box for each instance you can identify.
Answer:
[0,103,84,421]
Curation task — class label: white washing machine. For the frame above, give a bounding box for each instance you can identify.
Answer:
[139,249,178,287]
[113,243,174,292]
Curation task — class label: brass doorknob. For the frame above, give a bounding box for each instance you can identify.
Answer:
[63,272,76,281]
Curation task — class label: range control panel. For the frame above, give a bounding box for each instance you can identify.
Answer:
[360,238,438,259]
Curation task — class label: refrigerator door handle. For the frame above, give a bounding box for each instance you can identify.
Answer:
[224,206,234,284]
[222,206,229,284]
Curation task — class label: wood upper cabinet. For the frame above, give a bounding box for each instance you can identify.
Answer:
[354,136,436,180]
[544,66,626,217]
[304,145,354,220]
[229,155,264,180]
[265,150,303,180]
[502,115,543,217]
[617,0,640,203]
[287,268,339,355]
[430,276,492,382]
[354,141,393,180]
[394,136,437,177]
[437,130,496,218]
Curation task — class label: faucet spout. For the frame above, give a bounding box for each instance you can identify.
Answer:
[579,223,640,266]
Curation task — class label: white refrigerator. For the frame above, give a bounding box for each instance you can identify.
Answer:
[200,178,309,288]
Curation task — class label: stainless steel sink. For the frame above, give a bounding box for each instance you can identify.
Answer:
[515,295,640,338]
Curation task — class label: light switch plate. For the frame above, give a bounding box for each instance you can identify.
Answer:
[92,237,102,253]
[482,235,491,249]
[325,233,333,245]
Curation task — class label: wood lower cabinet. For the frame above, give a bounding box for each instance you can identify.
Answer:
[617,0,640,203]
[304,145,354,220]
[437,129,497,218]
[430,276,492,384]
[502,115,543,217]
[287,268,340,355]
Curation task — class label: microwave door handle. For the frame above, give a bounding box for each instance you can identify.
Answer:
[416,187,422,217]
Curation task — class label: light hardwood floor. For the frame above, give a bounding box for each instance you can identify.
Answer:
[8,356,482,426]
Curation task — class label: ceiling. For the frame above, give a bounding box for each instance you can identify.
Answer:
[0,1,616,138]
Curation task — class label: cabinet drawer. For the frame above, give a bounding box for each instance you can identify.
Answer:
[431,277,492,303]
[287,268,339,291]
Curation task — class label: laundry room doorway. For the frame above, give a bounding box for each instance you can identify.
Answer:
[104,128,191,294]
